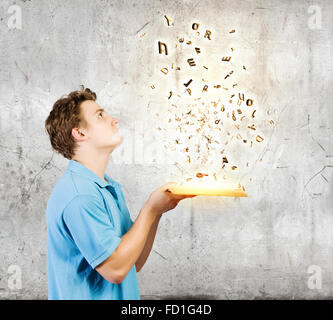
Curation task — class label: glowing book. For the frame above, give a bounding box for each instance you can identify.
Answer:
[167,177,248,197]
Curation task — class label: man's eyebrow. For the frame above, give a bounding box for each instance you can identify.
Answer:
[94,108,105,114]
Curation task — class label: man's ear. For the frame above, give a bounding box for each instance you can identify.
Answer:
[72,127,87,142]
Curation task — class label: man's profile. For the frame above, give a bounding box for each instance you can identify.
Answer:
[45,86,194,300]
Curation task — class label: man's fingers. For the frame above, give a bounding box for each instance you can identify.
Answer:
[160,183,197,198]
[181,194,197,199]
[172,194,197,200]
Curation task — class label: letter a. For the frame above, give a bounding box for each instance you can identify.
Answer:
[308,5,322,30]
[307,265,322,290]
[8,5,22,30]
[8,265,22,290]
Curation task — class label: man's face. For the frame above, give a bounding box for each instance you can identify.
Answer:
[79,100,123,152]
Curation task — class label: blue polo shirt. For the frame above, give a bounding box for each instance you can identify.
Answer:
[46,159,140,300]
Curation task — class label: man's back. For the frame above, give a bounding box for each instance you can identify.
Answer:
[46,160,140,300]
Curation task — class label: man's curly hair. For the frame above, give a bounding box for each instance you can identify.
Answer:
[45,86,97,160]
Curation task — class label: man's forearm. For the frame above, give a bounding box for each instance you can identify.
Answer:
[102,204,156,281]
[135,214,161,272]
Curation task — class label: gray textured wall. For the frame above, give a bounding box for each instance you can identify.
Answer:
[1,0,333,299]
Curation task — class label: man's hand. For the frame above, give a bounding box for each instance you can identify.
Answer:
[144,182,196,217]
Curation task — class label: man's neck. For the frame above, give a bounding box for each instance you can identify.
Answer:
[72,150,110,183]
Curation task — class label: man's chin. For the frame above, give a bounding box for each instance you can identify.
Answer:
[117,136,124,146]
[111,136,123,150]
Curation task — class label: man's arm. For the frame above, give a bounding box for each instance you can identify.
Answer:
[95,203,156,284]
[135,214,162,272]
[95,183,194,284]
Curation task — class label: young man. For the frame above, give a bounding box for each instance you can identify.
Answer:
[45,86,194,300]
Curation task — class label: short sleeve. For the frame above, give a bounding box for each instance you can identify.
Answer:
[62,195,122,269]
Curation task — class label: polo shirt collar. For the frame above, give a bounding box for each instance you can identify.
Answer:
[67,159,120,189]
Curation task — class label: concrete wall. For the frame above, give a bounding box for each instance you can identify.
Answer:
[0,0,333,299]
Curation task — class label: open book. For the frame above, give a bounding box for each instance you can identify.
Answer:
[167,178,248,197]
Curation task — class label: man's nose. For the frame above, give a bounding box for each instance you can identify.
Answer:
[111,117,118,125]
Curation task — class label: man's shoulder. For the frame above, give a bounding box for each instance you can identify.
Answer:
[47,170,102,214]
[64,169,102,196]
